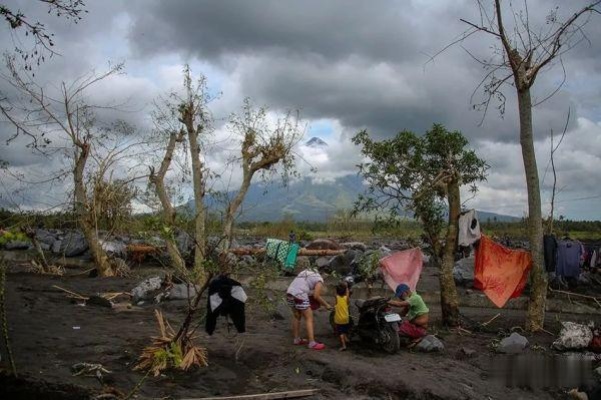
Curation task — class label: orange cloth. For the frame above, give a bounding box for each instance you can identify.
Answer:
[474,235,532,308]
[379,248,423,293]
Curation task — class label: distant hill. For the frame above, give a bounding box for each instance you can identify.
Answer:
[183,174,520,223]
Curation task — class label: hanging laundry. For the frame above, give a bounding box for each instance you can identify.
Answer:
[379,248,423,292]
[590,250,597,270]
[543,234,558,272]
[458,209,481,247]
[205,274,247,335]
[265,238,299,272]
[556,239,582,278]
[474,235,532,308]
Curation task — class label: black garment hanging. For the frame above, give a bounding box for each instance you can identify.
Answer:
[543,234,558,273]
[205,275,247,335]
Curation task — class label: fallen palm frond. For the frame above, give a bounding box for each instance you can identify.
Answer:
[134,310,208,376]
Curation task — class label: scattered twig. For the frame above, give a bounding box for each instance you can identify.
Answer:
[549,287,601,308]
[52,284,88,300]
[481,313,501,327]
[180,389,320,400]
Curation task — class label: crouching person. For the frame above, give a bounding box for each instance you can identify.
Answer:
[388,283,429,345]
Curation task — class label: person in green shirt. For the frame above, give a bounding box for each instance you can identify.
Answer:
[388,283,429,343]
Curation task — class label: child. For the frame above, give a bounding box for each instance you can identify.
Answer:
[333,281,350,351]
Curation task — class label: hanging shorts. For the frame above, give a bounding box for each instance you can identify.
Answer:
[286,293,310,311]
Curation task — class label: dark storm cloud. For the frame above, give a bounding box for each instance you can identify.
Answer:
[126,0,595,143]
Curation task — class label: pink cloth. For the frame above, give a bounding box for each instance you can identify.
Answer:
[379,248,424,293]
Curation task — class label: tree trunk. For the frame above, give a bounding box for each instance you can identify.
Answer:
[73,144,113,277]
[439,180,461,326]
[222,172,252,253]
[183,110,207,279]
[518,88,547,332]
[149,131,187,274]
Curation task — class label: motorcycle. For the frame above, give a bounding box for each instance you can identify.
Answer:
[330,295,401,354]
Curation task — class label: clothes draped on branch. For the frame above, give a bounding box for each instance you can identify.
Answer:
[458,209,481,247]
[474,235,532,308]
[205,275,247,335]
[379,248,424,293]
[266,238,299,272]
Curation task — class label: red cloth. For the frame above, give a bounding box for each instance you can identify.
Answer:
[398,320,427,339]
[379,248,424,293]
[474,235,532,308]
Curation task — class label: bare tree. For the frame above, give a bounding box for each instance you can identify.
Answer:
[148,66,213,279]
[221,99,302,254]
[0,56,126,277]
[1,0,87,69]
[458,0,600,331]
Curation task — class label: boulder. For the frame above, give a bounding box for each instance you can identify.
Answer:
[453,256,475,286]
[305,239,341,250]
[315,257,331,269]
[378,245,392,257]
[168,283,200,300]
[56,232,88,257]
[552,322,593,351]
[35,229,57,248]
[175,230,194,256]
[99,240,127,258]
[131,276,163,303]
[4,241,30,250]
[497,332,529,354]
[416,335,445,352]
[340,242,368,252]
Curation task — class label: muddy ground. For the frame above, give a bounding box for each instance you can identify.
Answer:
[1,259,600,400]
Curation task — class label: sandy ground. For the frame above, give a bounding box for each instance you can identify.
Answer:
[1,260,600,400]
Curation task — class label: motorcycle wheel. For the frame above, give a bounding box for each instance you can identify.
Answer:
[380,323,400,354]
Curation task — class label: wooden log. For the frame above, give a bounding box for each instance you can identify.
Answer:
[180,389,319,400]
[229,248,344,257]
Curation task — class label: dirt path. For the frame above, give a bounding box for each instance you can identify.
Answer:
[0,265,597,399]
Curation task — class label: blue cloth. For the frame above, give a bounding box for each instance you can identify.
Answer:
[395,283,410,298]
[556,240,582,278]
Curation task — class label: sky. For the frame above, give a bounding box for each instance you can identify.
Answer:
[0,0,600,220]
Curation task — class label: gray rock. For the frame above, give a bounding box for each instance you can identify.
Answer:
[340,242,368,252]
[4,241,31,250]
[99,240,127,258]
[57,232,89,257]
[453,256,475,286]
[416,335,444,352]
[51,240,62,254]
[378,246,392,257]
[35,229,57,247]
[316,257,331,269]
[168,283,200,300]
[594,366,601,379]
[498,332,529,354]
[552,322,593,351]
[175,230,194,256]
[131,276,163,303]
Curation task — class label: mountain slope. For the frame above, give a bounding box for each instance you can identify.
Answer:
[183,174,519,223]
